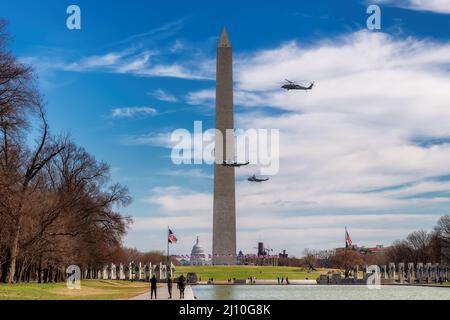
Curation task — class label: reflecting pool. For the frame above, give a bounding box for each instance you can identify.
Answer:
[192,285,450,300]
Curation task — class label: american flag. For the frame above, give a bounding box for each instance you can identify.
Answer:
[345,227,352,248]
[168,228,178,244]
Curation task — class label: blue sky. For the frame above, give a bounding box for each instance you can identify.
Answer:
[1,0,450,256]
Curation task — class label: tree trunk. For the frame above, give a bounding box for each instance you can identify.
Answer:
[38,261,42,283]
[6,209,24,284]
[17,262,25,283]
[0,252,9,283]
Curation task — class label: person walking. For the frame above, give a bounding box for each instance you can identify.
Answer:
[167,275,173,299]
[150,274,157,299]
[178,274,186,299]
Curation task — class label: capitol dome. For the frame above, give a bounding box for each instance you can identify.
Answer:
[190,236,206,265]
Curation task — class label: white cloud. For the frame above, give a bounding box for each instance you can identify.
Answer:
[136,63,212,80]
[66,52,125,71]
[120,131,173,147]
[157,168,212,179]
[149,89,178,102]
[186,89,215,106]
[111,107,157,119]
[139,30,450,255]
[130,184,441,254]
[374,0,450,14]
[62,46,213,80]
[144,186,212,213]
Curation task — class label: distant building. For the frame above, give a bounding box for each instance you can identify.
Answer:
[190,236,208,265]
[279,250,288,259]
[336,244,389,255]
[237,245,280,266]
[238,254,279,266]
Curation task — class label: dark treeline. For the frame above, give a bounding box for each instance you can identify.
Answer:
[120,248,178,266]
[0,20,133,284]
[385,215,450,265]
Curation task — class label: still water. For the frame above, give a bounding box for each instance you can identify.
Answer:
[192,285,450,300]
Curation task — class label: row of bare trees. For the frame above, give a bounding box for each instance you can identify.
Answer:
[0,20,132,283]
[385,215,450,265]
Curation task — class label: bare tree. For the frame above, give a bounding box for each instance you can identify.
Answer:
[435,215,450,264]
[0,21,132,283]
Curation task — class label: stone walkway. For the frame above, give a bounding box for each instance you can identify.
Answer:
[129,284,195,300]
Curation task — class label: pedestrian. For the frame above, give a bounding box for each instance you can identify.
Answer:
[150,274,157,299]
[286,277,290,285]
[178,274,186,299]
[167,274,173,299]
[277,277,280,285]
[281,277,284,284]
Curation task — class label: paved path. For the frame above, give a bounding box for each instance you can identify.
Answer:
[129,284,195,300]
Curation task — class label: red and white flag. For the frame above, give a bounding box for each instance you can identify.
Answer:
[345,227,352,248]
[168,228,178,244]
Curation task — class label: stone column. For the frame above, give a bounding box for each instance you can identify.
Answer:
[353,266,359,284]
[416,263,423,283]
[170,262,176,278]
[407,263,415,283]
[398,263,405,284]
[127,263,132,280]
[388,262,396,279]
[149,263,153,281]
[431,263,439,282]
[138,262,142,281]
[119,263,125,280]
[424,263,431,283]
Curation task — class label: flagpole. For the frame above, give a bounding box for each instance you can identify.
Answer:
[344,226,348,278]
[167,227,170,266]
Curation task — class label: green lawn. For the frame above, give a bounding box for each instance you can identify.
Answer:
[176,266,331,281]
[0,280,149,300]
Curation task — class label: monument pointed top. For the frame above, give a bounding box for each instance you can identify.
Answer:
[218,27,231,48]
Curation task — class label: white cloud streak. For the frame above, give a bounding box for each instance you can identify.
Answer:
[149,89,178,102]
[374,0,450,14]
[111,107,157,119]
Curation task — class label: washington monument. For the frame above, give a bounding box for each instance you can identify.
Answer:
[212,27,237,265]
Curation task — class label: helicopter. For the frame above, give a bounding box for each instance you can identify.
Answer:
[281,79,314,91]
[222,160,250,168]
[248,175,269,183]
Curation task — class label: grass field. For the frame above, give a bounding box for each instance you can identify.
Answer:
[0,280,149,300]
[176,266,331,281]
[0,266,333,300]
